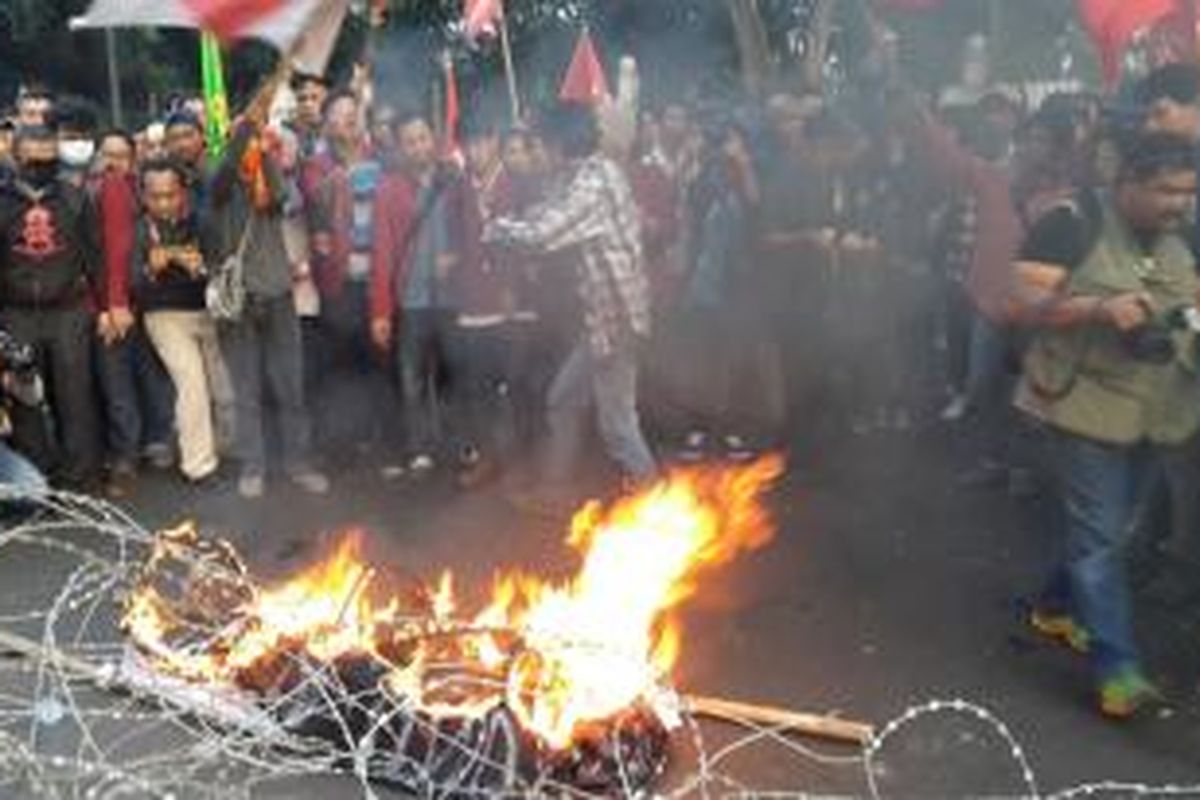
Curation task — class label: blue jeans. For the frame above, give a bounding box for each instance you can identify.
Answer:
[1039,433,1156,680]
[97,327,175,464]
[0,441,47,492]
[543,340,657,486]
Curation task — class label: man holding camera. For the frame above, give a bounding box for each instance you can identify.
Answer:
[1013,131,1200,718]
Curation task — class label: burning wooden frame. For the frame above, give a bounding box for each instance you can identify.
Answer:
[0,460,874,798]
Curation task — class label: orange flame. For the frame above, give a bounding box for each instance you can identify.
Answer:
[224,531,393,671]
[123,457,784,749]
[484,455,784,747]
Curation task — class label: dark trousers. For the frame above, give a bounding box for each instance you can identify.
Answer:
[3,306,102,485]
[221,294,313,477]
[97,326,175,464]
[393,309,454,457]
[446,323,511,459]
[314,282,395,455]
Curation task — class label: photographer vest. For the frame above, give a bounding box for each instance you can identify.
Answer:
[1016,200,1200,446]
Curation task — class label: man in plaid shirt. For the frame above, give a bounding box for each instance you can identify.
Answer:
[486,105,657,502]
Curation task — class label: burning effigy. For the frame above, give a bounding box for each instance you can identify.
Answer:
[116,457,786,796]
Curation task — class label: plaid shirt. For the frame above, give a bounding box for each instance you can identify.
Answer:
[487,155,649,358]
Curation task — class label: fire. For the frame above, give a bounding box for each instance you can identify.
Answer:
[223,531,395,671]
[487,456,784,747]
[122,457,784,750]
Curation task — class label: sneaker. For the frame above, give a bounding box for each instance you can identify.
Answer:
[723,434,756,463]
[940,394,968,422]
[408,454,435,476]
[1030,609,1090,654]
[1098,668,1161,719]
[238,473,265,500]
[380,463,407,482]
[289,470,330,495]
[143,442,175,471]
[679,430,709,462]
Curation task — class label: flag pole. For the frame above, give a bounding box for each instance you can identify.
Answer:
[498,3,522,123]
[105,29,124,128]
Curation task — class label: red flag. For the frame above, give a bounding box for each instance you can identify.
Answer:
[184,0,287,40]
[464,0,503,39]
[75,0,350,75]
[560,29,610,105]
[1076,0,1179,85]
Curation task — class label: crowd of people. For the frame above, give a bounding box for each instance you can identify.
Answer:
[2,45,1200,720]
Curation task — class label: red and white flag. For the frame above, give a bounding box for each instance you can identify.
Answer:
[463,0,503,40]
[1076,0,1180,85]
[72,0,350,74]
[560,29,610,106]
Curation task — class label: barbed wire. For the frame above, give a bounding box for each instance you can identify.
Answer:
[0,488,1196,800]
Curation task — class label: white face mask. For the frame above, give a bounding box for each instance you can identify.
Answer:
[59,139,95,168]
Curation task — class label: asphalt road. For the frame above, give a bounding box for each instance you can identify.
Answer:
[3,425,1200,798]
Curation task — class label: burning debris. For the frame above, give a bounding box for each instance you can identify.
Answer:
[117,457,786,795]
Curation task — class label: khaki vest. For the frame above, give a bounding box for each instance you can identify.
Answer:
[1016,201,1200,446]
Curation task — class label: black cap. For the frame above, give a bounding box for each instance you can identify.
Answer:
[164,109,203,132]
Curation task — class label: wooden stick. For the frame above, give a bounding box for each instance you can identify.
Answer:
[0,627,114,688]
[686,694,874,746]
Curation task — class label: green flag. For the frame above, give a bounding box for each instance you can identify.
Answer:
[200,32,231,162]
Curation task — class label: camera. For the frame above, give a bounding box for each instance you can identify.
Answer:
[1123,306,1200,364]
[0,328,43,407]
[0,329,37,379]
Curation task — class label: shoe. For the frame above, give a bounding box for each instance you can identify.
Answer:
[105,460,137,499]
[289,470,330,495]
[1098,668,1161,719]
[940,395,968,422]
[723,434,756,463]
[1030,609,1090,654]
[380,464,407,482]
[408,454,435,476]
[188,470,227,493]
[679,430,709,462]
[143,442,175,471]
[238,473,265,500]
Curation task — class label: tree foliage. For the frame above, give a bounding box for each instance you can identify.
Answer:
[0,0,1092,127]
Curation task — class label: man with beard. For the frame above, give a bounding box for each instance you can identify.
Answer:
[1014,132,1200,718]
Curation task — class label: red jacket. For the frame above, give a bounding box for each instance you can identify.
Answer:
[629,161,682,306]
[98,172,139,311]
[911,111,1022,322]
[301,151,355,299]
[369,166,478,323]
